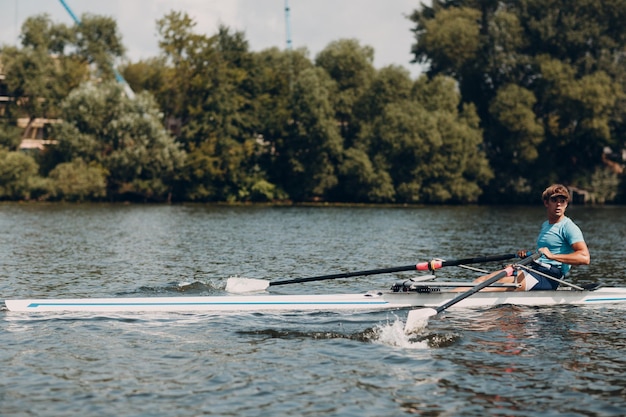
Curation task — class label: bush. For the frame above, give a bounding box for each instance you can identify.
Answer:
[0,149,47,200]
[48,159,108,201]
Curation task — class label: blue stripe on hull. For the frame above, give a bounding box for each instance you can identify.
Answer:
[26,301,390,308]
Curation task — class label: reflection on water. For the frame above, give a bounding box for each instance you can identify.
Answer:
[424,305,626,415]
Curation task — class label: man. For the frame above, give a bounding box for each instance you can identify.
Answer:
[476,184,590,291]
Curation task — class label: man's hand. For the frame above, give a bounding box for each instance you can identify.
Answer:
[538,247,553,259]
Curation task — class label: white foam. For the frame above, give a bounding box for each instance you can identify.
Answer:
[374,319,429,349]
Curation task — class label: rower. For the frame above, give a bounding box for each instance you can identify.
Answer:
[474,184,590,292]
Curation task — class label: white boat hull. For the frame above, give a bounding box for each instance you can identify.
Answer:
[5,288,626,313]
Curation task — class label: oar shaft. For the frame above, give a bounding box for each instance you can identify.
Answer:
[268,252,520,287]
[269,265,418,287]
[434,252,540,313]
[435,269,512,313]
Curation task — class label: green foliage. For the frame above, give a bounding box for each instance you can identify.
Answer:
[412,74,459,113]
[252,47,314,197]
[248,179,288,202]
[0,149,49,200]
[355,65,413,146]
[181,136,263,202]
[488,84,544,164]
[121,58,168,95]
[333,65,412,202]
[152,13,278,202]
[48,159,107,201]
[8,4,625,204]
[315,39,376,141]
[411,0,626,202]
[349,73,492,204]
[280,67,343,201]
[21,14,74,54]
[53,81,186,201]
[369,95,491,203]
[579,166,620,204]
[0,14,102,120]
[0,123,23,150]
[155,12,256,147]
[1,45,64,119]
[336,147,395,203]
[413,6,482,75]
[180,141,222,201]
[74,14,126,81]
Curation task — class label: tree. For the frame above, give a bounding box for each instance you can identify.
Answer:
[53,81,185,201]
[155,12,256,147]
[278,67,343,201]
[1,13,126,122]
[0,122,23,150]
[48,159,107,201]
[0,149,48,200]
[315,39,376,144]
[153,13,273,201]
[335,65,414,202]
[121,57,168,96]
[487,83,544,191]
[336,147,395,203]
[252,47,314,200]
[1,15,85,121]
[364,75,492,203]
[73,14,127,82]
[410,0,626,202]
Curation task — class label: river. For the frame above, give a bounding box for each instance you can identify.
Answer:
[1,203,625,416]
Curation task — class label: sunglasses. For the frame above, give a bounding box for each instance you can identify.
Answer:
[549,196,568,203]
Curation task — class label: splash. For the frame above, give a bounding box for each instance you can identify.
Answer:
[373,318,430,349]
[126,280,222,295]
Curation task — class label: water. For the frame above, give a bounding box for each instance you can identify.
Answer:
[1,203,625,416]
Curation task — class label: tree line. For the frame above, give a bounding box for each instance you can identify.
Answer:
[1,1,625,204]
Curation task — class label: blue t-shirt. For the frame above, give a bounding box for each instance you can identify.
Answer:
[536,216,585,275]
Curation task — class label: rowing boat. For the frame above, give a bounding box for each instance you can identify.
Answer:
[5,286,626,313]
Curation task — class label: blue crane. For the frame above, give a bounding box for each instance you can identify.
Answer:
[284,0,292,50]
[58,0,135,99]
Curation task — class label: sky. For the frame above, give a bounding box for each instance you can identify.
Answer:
[0,0,426,79]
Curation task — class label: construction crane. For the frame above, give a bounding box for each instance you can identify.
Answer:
[284,0,292,50]
[284,0,295,91]
[58,0,135,99]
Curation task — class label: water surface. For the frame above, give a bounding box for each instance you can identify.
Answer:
[1,203,624,416]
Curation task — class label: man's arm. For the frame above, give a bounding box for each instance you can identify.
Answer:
[539,241,590,265]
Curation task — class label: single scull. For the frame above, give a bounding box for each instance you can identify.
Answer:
[5,286,626,313]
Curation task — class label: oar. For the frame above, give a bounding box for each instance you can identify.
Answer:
[404,252,541,333]
[225,253,518,293]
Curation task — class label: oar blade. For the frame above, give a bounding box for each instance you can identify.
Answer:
[225,277,270,293]
[404,308,438,334]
